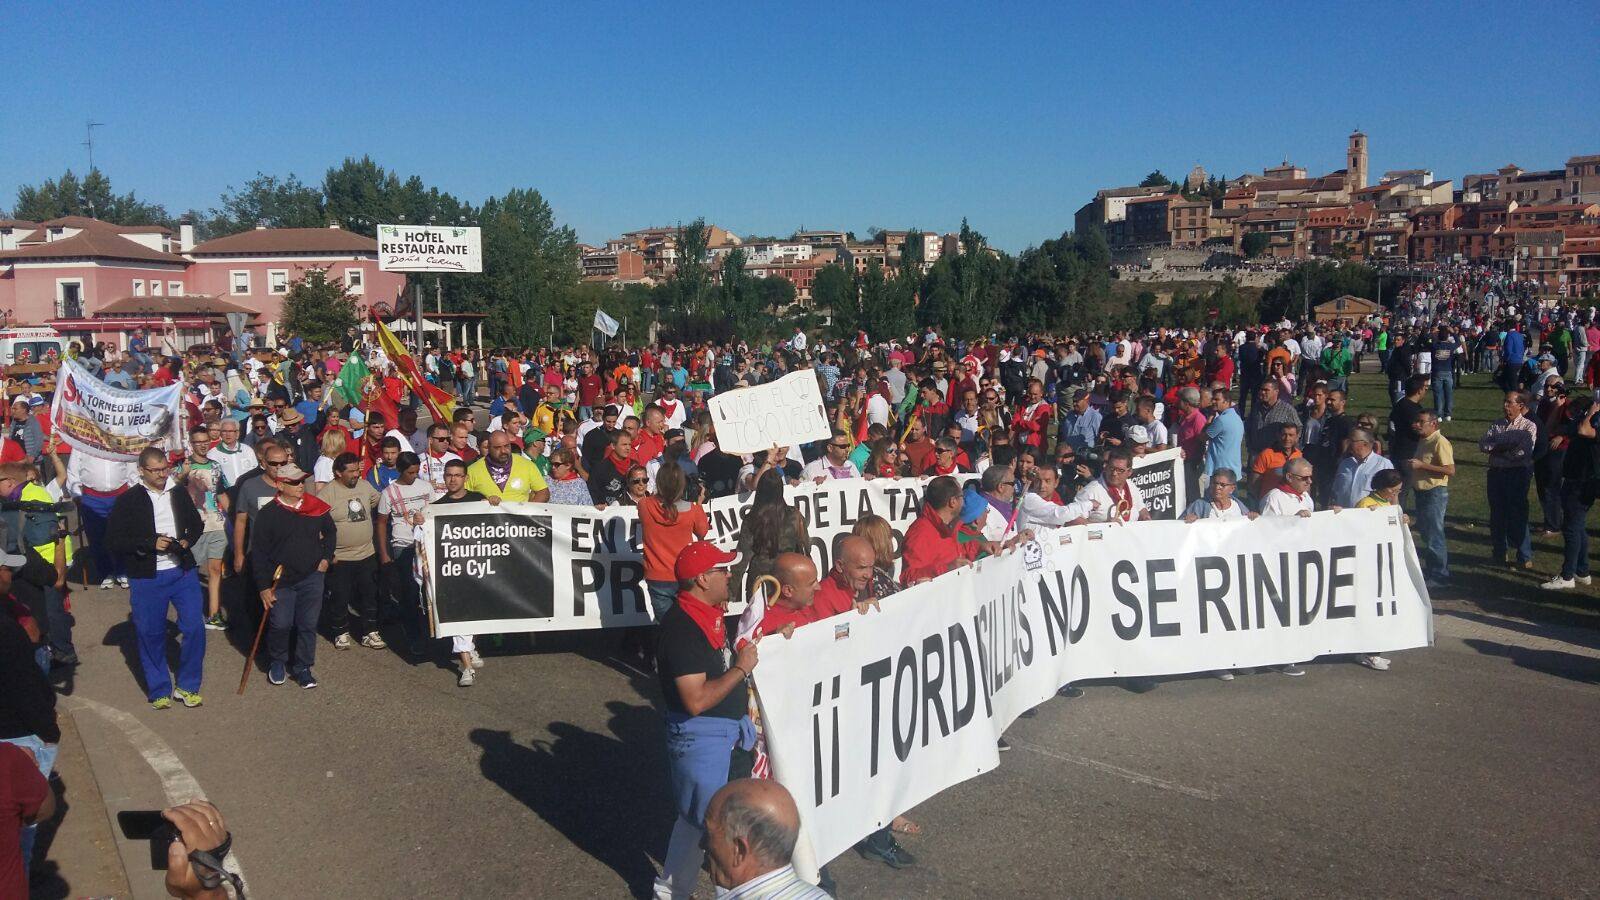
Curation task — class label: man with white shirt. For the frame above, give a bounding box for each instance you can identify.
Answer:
[419,423,462,498]
[655,383,689,430]
[1015,464,1097,531]
[67,446,137,588]
[801,429,861,483]
[789,326,808,356]
[206,418,255,490]
[702,779,829,900]
[1256,457,1317,676]
[107,447,207,708]
[1074,450,1150,523]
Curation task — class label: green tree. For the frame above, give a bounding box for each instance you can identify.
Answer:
[206,172,326,238]
[857,260,917,340]
[1209,275,1256,326]
[1259,261,1377,322]
[718,248,766,332]
[281,268,360,344]
[1241,232,1270,258]
[1140,170,1172,188]
[449,187,579,348]
[13,168,169,225]
[812,263,855,331]
[1133,291,1158,330]
[754,276,796,316]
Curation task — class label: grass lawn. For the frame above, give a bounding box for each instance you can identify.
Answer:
[1342,367,1599,629]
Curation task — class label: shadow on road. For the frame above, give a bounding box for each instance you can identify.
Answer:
[470,699,672,897]
[1463,638,1600,684]
[28,772,70,899]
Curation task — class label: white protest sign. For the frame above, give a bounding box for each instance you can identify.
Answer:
[754,508,1432,864]
[377,224,483,273]
[708,369,831,454]
[1130,446,1186,519]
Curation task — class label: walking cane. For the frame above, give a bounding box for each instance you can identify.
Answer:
[237,565,283,695]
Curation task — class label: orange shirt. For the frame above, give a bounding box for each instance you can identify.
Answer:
[637,496,710,583]
[1251,446,1302,495]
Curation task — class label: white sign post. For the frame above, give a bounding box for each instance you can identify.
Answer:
[377,225,483,273]
[708,369,831,454]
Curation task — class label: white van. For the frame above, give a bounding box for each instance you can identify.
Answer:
[0,327,66,367]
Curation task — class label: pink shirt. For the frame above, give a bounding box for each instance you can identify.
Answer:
[1176,407,1208,458]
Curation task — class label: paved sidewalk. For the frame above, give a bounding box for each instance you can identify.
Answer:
[29,712,131,899]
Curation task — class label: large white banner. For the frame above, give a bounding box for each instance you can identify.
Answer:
[377,224,483,273]
[708,370,831,454]
[752,509,1432,863]
[49,359,185,460]
[423,476,947,636]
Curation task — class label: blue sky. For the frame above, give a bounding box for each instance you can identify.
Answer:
[5,1,1597,252]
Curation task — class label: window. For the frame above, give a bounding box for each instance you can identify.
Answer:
[230,271,250,295]
[150,280,163,296]
[56,280,84,318]
[344,268,364,294]
[132,280,145,296]
[268,270,289,295]
[169,281,183,295]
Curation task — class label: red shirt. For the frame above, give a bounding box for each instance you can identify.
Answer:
[901,507,963,585]
[904,438,936,475]
[759,602,809,637]
[577,375,603,406]
[801,572,858,624]
[630,429,665,467]
[0,743,47,899]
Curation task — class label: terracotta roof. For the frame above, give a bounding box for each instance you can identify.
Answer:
[96,295,260,317]
[0,220,39,230]
[187,227,379,255]
[0,229,186,264]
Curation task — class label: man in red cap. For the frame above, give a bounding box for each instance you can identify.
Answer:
[653,540,760,899]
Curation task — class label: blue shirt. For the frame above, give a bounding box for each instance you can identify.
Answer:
[1503,330,1526,366]
[294,399,320,422]
[1203,408,1244,477]
[104,369,137,390]
[1058,406,1102,453]
[1330,453,1395,509]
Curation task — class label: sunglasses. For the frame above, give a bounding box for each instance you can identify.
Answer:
[281,477,309,486]
[265,460,287,467]
[829,442,851,450]
[628,478,648,485]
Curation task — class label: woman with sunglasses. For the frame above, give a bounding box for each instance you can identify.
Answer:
[621,465,651,506]
[544,448,594,506]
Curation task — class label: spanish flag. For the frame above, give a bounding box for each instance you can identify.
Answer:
[373,314,457,425]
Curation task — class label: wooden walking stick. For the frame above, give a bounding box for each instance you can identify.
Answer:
[237,565,283,695]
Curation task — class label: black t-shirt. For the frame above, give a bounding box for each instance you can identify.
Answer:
[435,491,485,505]
[699,449,743,500]
[1390,398,1425,460]
[656,604,746,720]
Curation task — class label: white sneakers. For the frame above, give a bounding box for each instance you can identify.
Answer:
[469,650,484,669]
[1541,577,1576,591]
[1361,655,1391,671]
[458,667,475,687]
[333,632,353,650]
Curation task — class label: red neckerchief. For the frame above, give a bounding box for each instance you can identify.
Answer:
[277,492,332,518]
[605,447,632,469]
[877,462,898,478]
[1105,480,1133,521]
[920,503,956,538]
[1278,484,1306,499]
[676,590,727,649]
[932,460,958,475]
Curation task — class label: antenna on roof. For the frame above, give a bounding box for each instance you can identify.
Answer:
[83,121,104,172]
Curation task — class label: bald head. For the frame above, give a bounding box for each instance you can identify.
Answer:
[835,535,876,594]
[1284,457,1313,479]
[773,553,819,612]
[704,779,802,889]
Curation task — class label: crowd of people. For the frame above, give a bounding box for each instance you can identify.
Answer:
[7,261,1600,894]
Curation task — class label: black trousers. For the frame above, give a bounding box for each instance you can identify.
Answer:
[325,556,380,639]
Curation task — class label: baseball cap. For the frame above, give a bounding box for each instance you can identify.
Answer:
[27,395,44,408]
[523,427,548,444]
[275,462,310,483]
[1126,425,1151,445]
[0,551,26,569]
[674,541,737,581]
[960,488,989,525]
[664,428,685,441]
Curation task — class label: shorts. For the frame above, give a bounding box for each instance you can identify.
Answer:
[192,530,227,563]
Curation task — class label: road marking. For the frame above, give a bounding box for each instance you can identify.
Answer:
[65,696,251,894]
[1013,742,1221,801]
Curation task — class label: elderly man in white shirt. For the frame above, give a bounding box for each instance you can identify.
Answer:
[1074,450,1150,523]
[1182,468,1257,521]
[1255,456,1319,676]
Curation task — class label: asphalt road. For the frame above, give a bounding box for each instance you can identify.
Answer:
[42,585,1600,899]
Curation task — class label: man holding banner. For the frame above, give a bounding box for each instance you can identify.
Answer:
[653,540,759,900]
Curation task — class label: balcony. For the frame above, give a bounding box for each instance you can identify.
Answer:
[55,299,85,319]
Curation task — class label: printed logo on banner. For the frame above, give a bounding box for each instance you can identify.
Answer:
[1022,539,1044,571]
[433,514,554,621]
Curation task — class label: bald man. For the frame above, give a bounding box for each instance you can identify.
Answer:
[704,779,829,898]
[803,535,878,624]
[760,553,820,639]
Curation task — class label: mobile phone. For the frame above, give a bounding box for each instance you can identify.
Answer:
[116,809,175,870]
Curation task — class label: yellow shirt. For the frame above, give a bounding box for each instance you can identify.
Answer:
[465,454,547,502]
[1356,493,1391,510]
[1412,430,1454,491]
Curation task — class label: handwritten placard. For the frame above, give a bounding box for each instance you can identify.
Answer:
[709,369,831,454]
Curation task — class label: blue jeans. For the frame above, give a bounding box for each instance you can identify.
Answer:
[646,580,678,620]
[1,735,57,880]
[79,491,125,582]
[1432,374,1454,417]
[268,571,324,674]
[129,567,206,701]
[1413,485,1450,579]
[1487,466,1534,564]
[1558,481,1593,579]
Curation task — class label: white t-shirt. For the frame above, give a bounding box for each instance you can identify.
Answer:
[421,451,463,498]
[1182,498,1247,520]
[801,457,860,482]
[313,456,336,484]
[1260,488,1314,517]
[1074,478,1146,523]
[377,479,434,548]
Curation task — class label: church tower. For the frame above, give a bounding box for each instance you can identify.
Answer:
[1347,130,1368,190]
